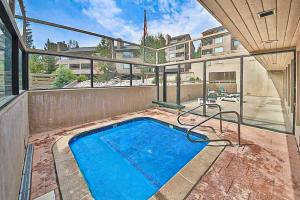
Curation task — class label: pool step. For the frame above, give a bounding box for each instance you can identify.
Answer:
[19,144,34,200]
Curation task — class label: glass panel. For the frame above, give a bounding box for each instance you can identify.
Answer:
[93,61,130,87]
[206,58,241,120]
[214,37,223,44]
[158,67,164,101]
[29,54,91,89]
[214,47,224,53]
[191,40,201,59]
[164,66,178,104]
[15,1,24,36]
[181,62,204,115]
[243,52,294,132]
[19,49,23,91]
[157,49,167,64]
[0,18,13,102]
[28,22,115,59]
[132,65,155,86]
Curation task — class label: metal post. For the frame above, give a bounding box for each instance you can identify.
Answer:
[155,51,158,65]
[155,66,159,101]
[11,37,19,95]
[163,66,166,102]
[22,50,28,90]
[188,41,192,60]
[240,56,244,123]
[90,60,94,88]
[203,61,207,116]
[177,64,181,105]
[111,39,115,59]
[130,64,133,86]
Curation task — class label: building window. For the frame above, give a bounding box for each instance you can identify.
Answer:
[69,64,80,69]
[214,37,223,44]
[176,52,184,57]
[214,47,224,53]
[123,64,130,69]
[202,49,213,55]
[170,53,176,58]
[232,39,240,46]
[202,38,213,46]
[123,52,133,58]
[209,71,236,83]
[81,63,90,69]
[0,18,13,101]
[176,44,184,50]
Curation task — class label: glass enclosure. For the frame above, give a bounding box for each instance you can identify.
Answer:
[243,52,295,132]
[132,65,156,86]
[160,51,295,133]
[93,61,130,87]
[28,54,91,89]
[0,18,13,103]
[180,62,204,115]
[206,58,240,121]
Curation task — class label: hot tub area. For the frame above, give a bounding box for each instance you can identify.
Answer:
[52,115,224,200]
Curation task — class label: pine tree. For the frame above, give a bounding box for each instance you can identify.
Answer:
[25,21,33,48]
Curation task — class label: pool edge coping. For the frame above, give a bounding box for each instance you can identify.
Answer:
[52,116,225,200]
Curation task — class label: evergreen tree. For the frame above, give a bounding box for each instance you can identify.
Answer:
[25,21,33,48]
[94,39,115,82]
[140,33,166,64]
[67,40,79,49]
[52,66,76,88]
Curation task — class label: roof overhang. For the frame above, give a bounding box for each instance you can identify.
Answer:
[197,0,299,70]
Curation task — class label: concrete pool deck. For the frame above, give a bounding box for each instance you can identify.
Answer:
[28,108,300,200]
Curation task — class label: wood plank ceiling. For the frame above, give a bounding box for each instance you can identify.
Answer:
[197,0,300,70]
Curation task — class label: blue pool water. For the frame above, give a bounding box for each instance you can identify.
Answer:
[69,118,208,200]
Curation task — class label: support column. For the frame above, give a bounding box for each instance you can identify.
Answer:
[203,61,207,116]
[155,66,159,101]
[177,65,181,105]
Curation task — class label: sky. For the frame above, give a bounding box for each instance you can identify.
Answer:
[19,0,220,48]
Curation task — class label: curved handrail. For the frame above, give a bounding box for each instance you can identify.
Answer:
[187,132,233,146]
[177,103,223,133]
[187,111,241,146]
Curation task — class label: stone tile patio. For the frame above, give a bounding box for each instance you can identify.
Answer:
[29,108,300,200]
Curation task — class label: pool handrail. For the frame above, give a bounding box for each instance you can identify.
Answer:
[187,111,241,146]
[177,103,223,133]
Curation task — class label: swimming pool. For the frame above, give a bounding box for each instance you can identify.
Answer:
[69,117,208,200]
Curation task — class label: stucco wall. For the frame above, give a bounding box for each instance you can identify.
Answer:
[28,87,156,134]
[0,93,29,200]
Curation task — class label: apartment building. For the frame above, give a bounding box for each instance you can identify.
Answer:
[164,34,195,72]
[56,41,142,77]
[201,26,247,57]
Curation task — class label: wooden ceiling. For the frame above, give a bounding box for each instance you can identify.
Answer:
[255,52,294,71]
[197,0,300,53]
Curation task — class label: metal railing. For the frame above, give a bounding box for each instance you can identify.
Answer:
[187,111,241,146]
[177,103,222,133]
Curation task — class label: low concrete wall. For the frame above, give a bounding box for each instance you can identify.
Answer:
[0,93,29,200]
[28,87,156,134]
